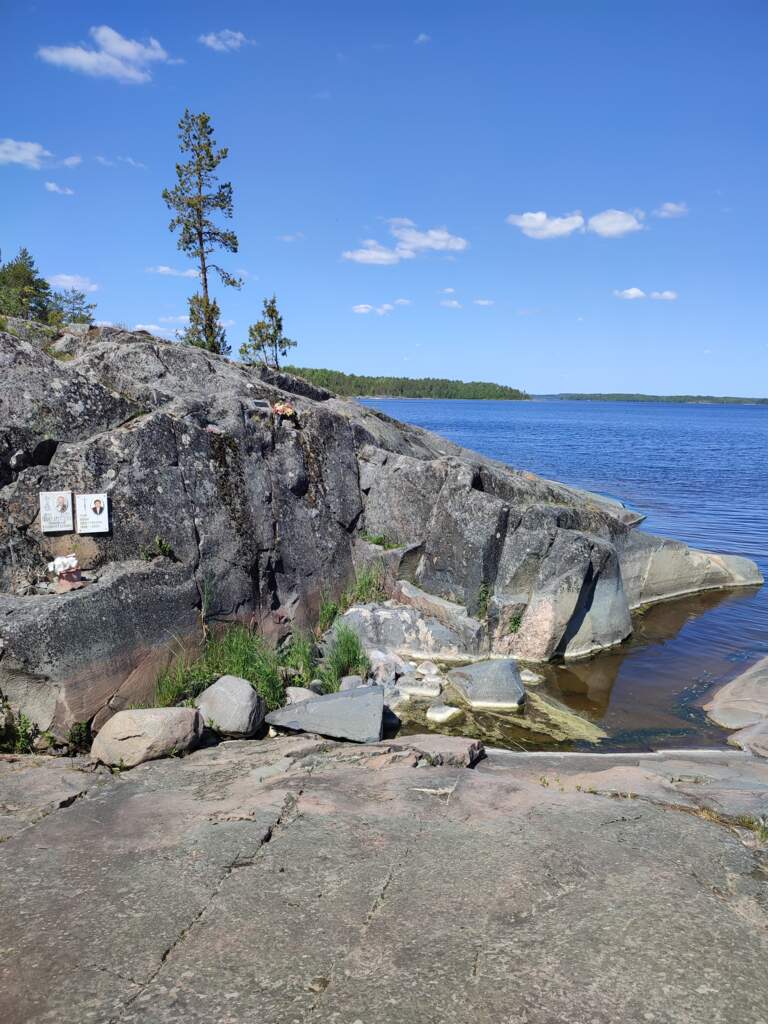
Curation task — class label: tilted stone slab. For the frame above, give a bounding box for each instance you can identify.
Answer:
[266,685,383,744]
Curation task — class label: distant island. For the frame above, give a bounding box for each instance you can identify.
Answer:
[554,393,768,406]
[284,367,529,400]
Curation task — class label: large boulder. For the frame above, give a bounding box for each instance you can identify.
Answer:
[194,675,266,737]
[90,707,203,768]
[446,660,526,711]
[266,685,383,743]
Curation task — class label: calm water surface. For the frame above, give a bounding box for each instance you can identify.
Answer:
[363,398,767,751]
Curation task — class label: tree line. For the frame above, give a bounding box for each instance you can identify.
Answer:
[283,367,529,400]
[0,248,96,326]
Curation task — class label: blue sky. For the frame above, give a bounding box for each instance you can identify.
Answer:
[2,1,766,395]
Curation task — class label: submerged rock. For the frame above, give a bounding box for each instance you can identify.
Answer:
[194,675,265,738]
[266,685,384,743]
[426,703,464,725]
[446,659,526,711]
[90,707,203,768]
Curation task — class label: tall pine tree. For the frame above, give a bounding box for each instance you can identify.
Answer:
[162,110,241,354]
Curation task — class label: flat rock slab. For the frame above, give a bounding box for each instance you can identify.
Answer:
[266,685,383,743]
[704,655,768,729]
[0,754,111,841]
[1,740,767,1024]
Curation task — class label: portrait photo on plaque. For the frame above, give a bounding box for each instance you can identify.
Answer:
[76,493,110,534]
[39,491,74,533]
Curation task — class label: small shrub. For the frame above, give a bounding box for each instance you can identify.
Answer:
[476,582,491,620]
[67,721,91,752]
[0,315,7,332]
[141,535,176,561]
[506,612,522,634]
[341,560,387,608]
[319,624,370,692]
[12,711,38,754]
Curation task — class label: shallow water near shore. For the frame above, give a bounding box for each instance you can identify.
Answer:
[363,398,768,751]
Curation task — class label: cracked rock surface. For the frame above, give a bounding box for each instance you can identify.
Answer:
[1,738,767,1023]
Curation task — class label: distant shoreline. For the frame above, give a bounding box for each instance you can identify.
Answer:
[547,393,768,406]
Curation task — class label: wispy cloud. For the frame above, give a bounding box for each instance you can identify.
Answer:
[0,139,52,169]
[353,300,402,316]
[440,298,462,309]
[415,33,431,44]
[145,265,199,278]
[588,209,644,238]
[506,211,584,239]
[61,154,81,168]
[45,181,75,195]
[158,314,189,324]
[441,287,455,294]
[38,25,177,85]
[653,201,688,219]
[352,304,373,314]
[393,298,411,305]
[48,273,98,293]
[278,231,304,243]
[473,298,494,306]
[199,29,253,52]
[97,154,146,168]
[614,287,678,301]
[343,218,468,265]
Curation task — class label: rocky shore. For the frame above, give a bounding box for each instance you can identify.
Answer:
[0,321,761,745]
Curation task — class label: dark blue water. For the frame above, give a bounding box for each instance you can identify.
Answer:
[363,398,767,749]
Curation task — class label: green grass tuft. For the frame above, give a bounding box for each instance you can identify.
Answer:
[359,532,400,550]
[280,631,317,686]
[319,623,370,692]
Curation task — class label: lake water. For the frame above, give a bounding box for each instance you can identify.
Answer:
[362,398,767,751]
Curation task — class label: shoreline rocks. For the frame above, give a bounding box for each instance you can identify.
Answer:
[90,707,203,768]
[194,675,266,738]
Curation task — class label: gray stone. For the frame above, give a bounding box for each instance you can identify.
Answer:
[308,680,325,694]
[285,686,316,704]
[446,659,526,711]
[728,720,768,758]
[520,668,544,685]
[399,677,442,699]
[266,685,383,743]
[704,656,768,730]
[367,648,408,683]
[90,707,203,767]
[340,601,483,658]
[415,659,440,676]
[339,674,365,690]
[194,675,265,738]
[426,703,464,725]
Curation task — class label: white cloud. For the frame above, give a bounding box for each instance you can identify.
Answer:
[38,25,175,85]
[440,299,462,309]
[199,29,253,52]
[588,209,644,238]
[96,155,114,166]
[158,314,190,323]
[393,298,411,305]
[45,181,75,195]
[61,154,82,167]
[278,231,305,242]
[473,298,494,306]
[353,300,407,315]
[352,304,374,314]
[506,210,584,239]
[145,265,199,278]
[120,155,146,169]
[134,323,173,336]
[0,139,52,169]
[441,287,455,293]
[415,33,431,44]
[48,273,99,293]
[650,290,678,301]
[344,218,467,265]
[375,303,394,316]
[653,201,688,219]
[613,287,646,300]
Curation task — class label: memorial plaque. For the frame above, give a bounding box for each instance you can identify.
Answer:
[39,491,74,533]
[76,493,110,534]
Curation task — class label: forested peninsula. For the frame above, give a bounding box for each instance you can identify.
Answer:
[284,367,529,400]
[556,392,768,405]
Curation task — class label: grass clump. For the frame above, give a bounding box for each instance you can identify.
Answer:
[316,561,388,636]
[476,582,491,620]
[153,625,288,711]
[141,535,176,561]
[359,532,400,550]
[319,624,370,692]
[279,631,317,686]
[318,593,340,634]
